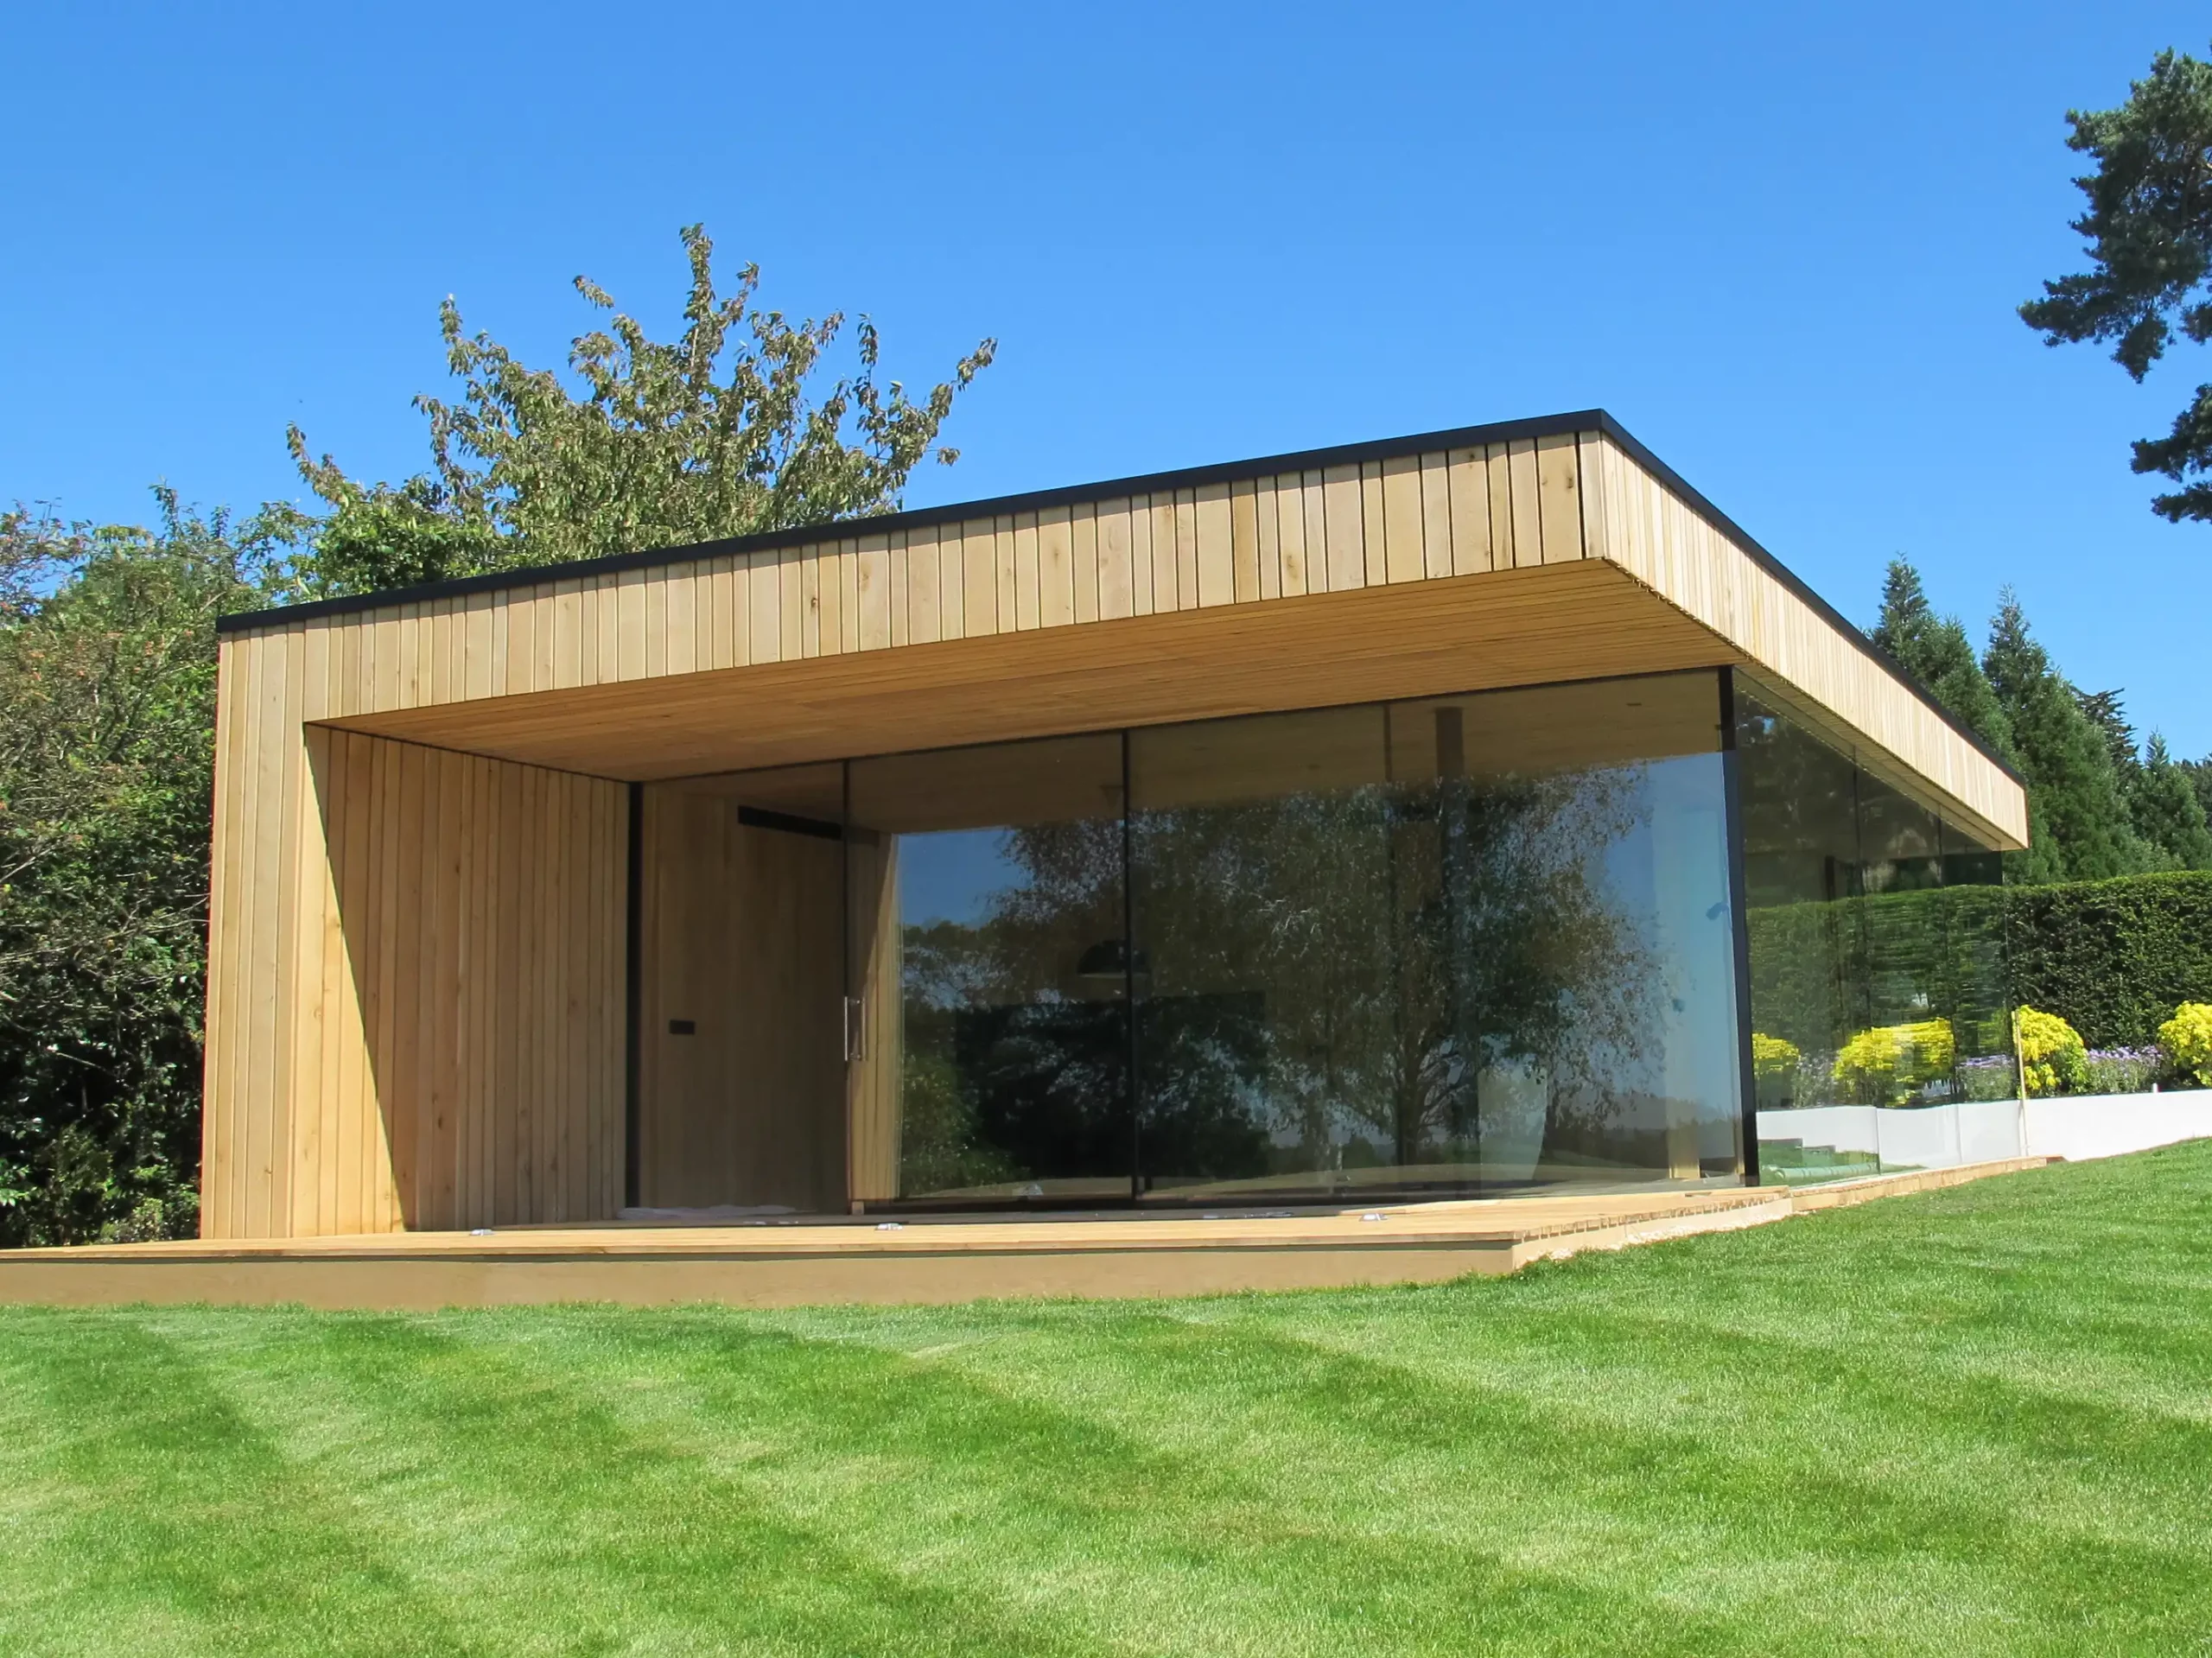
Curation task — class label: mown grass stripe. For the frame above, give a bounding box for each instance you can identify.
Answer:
[0,1308,476,1658]
[0,1145,2208,1655]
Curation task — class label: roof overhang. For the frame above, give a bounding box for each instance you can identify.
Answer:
[218,411,2029,850]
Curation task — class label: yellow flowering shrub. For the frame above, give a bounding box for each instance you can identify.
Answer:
[1751,1032,1802,1106]
[1831,1019,1955,1106]
[2014,1006,2088,1097]
[2158,1001,2212,1089]
[1751,1032,1801,1081]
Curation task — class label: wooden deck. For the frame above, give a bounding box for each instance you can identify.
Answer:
[0,1161,2046,1311]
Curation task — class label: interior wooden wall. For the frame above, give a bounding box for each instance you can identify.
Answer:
[636,788,846,1212]
[200,707,625,1238]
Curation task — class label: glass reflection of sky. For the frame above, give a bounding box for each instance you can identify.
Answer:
[899,829,1026,929]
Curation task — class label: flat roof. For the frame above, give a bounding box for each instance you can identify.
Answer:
[215,408,2024,796]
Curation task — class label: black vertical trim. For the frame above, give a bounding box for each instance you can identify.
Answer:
[840,761,854,1011]
[623,781,644,1210]
[1719,669,1761,1186]
[1122,730,1141,1203]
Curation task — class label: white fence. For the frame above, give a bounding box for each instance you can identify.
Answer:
[1758,1089,2212,1173]
[2022,1090,2212,1162]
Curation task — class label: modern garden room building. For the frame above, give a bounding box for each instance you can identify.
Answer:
[199,411,2030,1242]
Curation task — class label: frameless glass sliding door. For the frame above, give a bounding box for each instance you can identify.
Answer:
[1127,672,1744,1204]
[847,734,1131,1206]
[702,669,1751,1214]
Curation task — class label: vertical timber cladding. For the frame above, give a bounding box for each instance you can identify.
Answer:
[632,790,903,1213]
[200,619,626,1237]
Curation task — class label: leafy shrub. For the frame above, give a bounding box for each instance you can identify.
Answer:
[1956,1054,2020,1102]
[2015,1007,2088,1096]
[2158,1001,2212,1088]
[1751,1032,1801,1076]
[1831,1020,1956,1106]
[0,506,258,1246]
[99,1190,200,1243]
[1751,1032,1802,1106]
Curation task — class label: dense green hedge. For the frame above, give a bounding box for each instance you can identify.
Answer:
[2006,871,2212,1047]
[1747,886,2008,1057]
[1746,870,2212,1055]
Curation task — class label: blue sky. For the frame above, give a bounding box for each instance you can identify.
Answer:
[5,1,2207,754]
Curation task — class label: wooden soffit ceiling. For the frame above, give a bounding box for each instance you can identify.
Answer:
[321,562,1736,782]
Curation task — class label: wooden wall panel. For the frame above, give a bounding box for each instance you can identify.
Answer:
[340,562,1731,784]
[1360,462,1386,587]
[1447,448,1489,575]
[638,787,846,1213]
[200,684,626,1238]
[1535,431,1583,563]
[1381,453,1424,583]
[1419,454,1452,581]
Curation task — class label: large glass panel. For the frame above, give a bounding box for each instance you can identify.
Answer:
[1738,684,2013,1180]
[1128,672,1745,1204]
[849,734,1129,1206]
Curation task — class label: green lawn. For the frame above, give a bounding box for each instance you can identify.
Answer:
[5,1149,2212,1657]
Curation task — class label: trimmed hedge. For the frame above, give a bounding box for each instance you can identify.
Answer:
[1747,885,2009,1057]
[1747,870,2212,1056]
[2007,871,2212,1048]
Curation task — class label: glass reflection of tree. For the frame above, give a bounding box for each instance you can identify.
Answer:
[898,819,1129,1197]
[1135,765,1656,1185]
[897,763,1659,1197]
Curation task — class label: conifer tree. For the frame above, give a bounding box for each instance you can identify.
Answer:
[2130,734,2212,868]
[2075,687,2142,779]
[1870,560,2018,756]
[2184,755,2212,823]
[1869,560,2057,868]
[1982,594,2153,882]
[2021,45,2212,523]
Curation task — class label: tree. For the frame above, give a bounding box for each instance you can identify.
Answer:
[271,473,503,598]
[1869,559,2058,871]
[286,225,997,594]
[1982,594,2152,882]
[2075,687,2142,781]
[0,227,998,1237]
[2131,733,2212,868]
[0,496,275,1244]
[2183,753,2212,824]
[2020,45,2212,523]
[1870,560,2018,756]
[2063,687,2212,870]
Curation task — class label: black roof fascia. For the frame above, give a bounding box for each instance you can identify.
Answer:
[217,407,2024,788]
